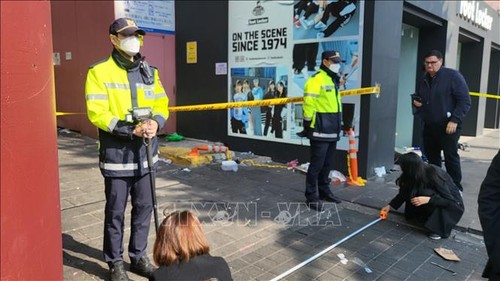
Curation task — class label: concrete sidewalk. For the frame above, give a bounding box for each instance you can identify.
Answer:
[59,129,497,280]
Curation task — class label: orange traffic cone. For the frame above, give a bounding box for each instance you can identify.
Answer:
[346,129,366,186]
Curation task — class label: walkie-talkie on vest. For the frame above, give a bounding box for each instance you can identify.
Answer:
[140,61,154,85]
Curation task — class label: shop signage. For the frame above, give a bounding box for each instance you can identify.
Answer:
[458,0,493,31]
[114,1,175,34]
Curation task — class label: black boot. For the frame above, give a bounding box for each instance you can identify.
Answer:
[306,200,324,212]
[297,120,311,138]
[109,261,129,281]
[320,193,342,203]
[296,129,308,137]
[130,255,156,278]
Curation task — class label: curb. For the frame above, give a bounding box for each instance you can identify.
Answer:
[345,200,484,236]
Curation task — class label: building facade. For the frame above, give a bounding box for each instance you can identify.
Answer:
[51,1,499,177]
[175,0,499,177]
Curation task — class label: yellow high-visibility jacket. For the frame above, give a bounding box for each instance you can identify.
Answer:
[303,68,342,141]
[85,52,169,177]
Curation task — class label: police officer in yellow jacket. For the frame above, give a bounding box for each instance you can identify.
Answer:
[300,50,343,212]
[85,18,169,281]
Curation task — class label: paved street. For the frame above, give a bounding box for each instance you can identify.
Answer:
[59,130,497,281]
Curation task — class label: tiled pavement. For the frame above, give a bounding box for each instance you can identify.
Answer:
[59,130,495,280]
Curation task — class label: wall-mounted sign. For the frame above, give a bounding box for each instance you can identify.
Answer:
[53,52,60,66]
[114,1,175,34]
[215,63,227,75]
[186,41,197,64]
[458,0,493,31]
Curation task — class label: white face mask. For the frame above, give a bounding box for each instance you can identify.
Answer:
[119,36,141,56]
[329,63,341,73]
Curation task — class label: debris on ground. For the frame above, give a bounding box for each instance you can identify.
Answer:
[434,247,461,261]
[221,160,238,172]
[329,170,346,184]
[374,166,386,177]
[287,159,299,168]
[158,158,172,164]
[165,133,185,141]
[352,257,372,273]
[430,261,457,275]
[337,253,349,265]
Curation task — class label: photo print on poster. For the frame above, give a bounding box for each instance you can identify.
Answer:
[228,0,364,149]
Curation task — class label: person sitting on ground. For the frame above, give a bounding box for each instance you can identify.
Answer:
[150,210,233,281]
[381,152,464,240]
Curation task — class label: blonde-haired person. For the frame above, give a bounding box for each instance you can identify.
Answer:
[150,211,233,281]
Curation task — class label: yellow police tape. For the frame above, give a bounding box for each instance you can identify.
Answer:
[56,87,379,116]
[56,87,500,116]
[240,159,289,169]
[56,112,86,116]
[168,86,381,112]
[470,92,500,99]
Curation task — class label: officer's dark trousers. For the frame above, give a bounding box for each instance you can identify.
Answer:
[306,140,337,201]
[423,122,463,191]
[103,174,153,264]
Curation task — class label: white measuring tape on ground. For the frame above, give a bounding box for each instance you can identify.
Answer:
[270,211,387,281]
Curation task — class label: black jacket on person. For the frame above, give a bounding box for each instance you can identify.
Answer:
[389,165,464,238]
[262,89,275,113]
[414,67,471,125]
[478,150,500,281]
[149,254,233,281]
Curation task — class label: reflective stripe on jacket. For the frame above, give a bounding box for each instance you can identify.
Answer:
[303,69,342,141]
[85,55,169,177]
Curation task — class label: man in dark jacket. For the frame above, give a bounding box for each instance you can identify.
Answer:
[413,50,471,191]
[478,150,500,281]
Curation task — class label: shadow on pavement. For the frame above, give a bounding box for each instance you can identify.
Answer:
[62,233,108,280]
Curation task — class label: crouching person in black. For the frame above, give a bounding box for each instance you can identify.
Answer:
[381,152,464,240]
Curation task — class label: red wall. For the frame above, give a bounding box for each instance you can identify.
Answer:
[141,34,177,134]
[1,1,63,280]
[51,1,176,138]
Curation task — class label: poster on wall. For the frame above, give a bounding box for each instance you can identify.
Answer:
[114,0,175,34]
[228,0,363,150]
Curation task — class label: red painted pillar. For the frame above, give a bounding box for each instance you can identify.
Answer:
[1,1,63,280]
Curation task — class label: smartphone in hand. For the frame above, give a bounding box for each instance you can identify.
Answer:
[411,93,422,102]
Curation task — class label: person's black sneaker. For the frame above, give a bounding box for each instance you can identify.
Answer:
[109,261,130,281]
[428,233,442,240]
[130,255,156,278]
[296,130,308,137]
[320,194,342,203]
[306,200,324,212]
